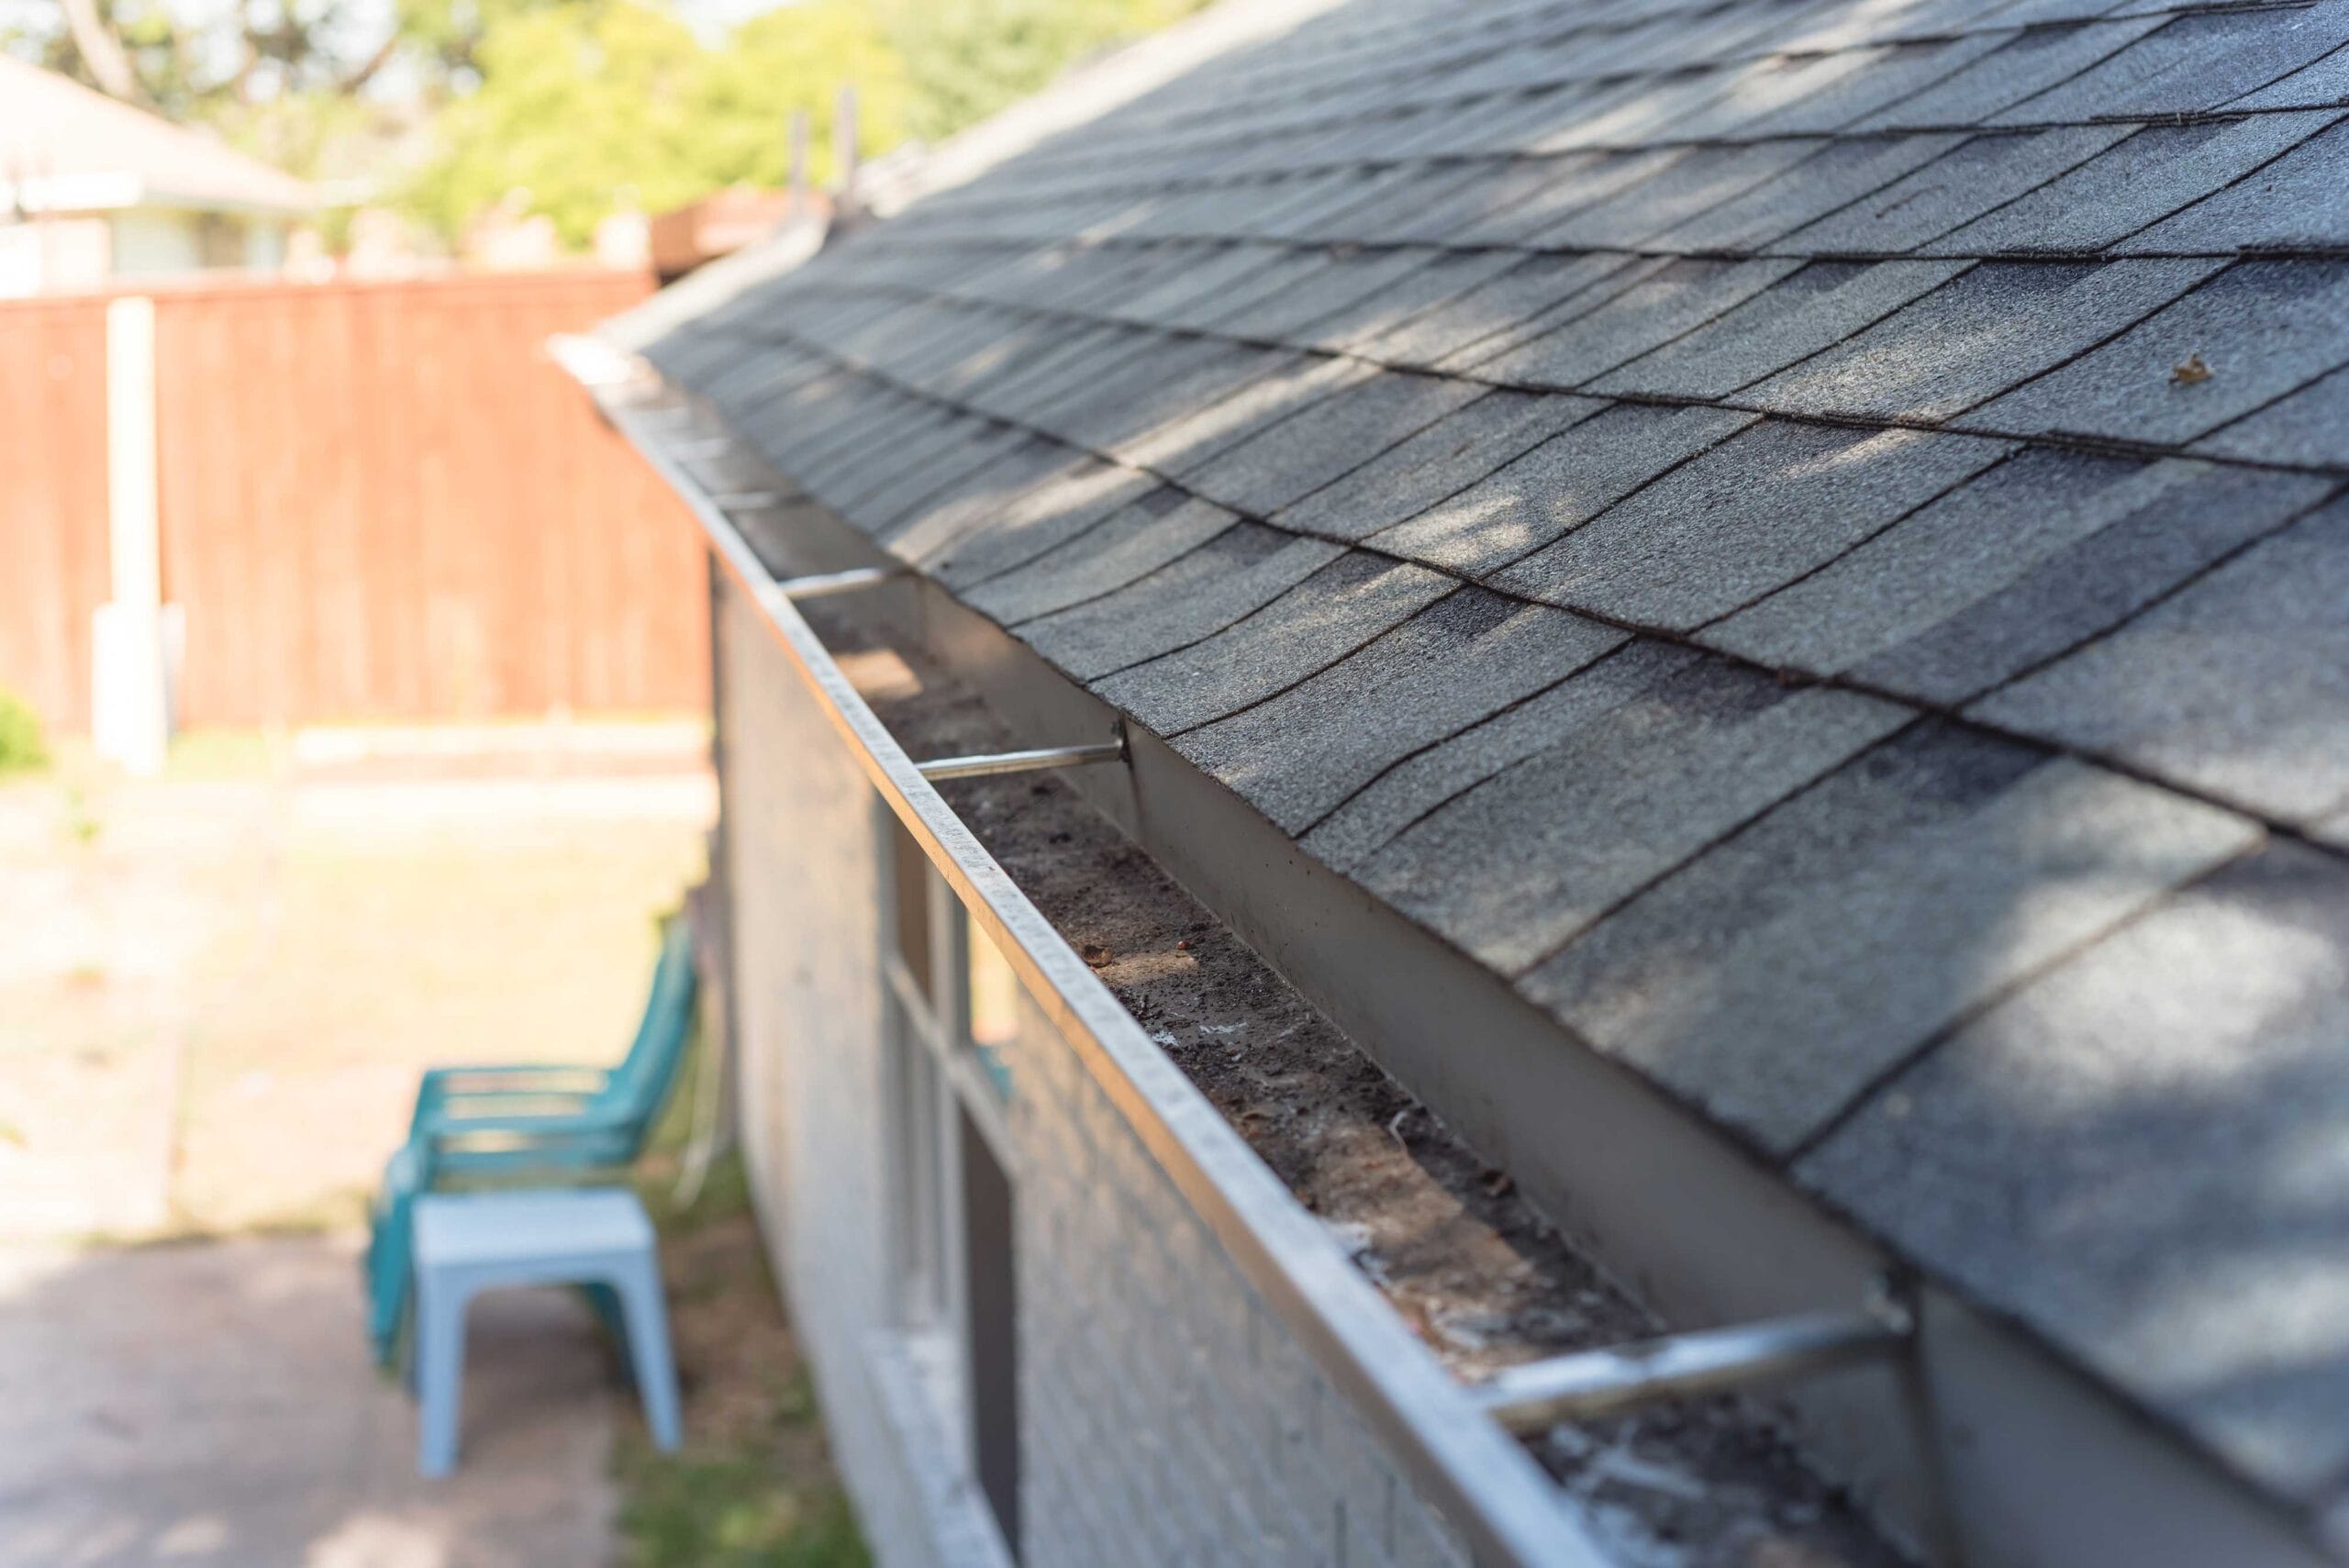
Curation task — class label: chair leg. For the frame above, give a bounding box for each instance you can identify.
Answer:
[415,1274,473,1477]
[609,1261,683,1452]
[577,1281,628,1380]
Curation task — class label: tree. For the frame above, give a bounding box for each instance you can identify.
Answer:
[877,0,1209,144]
[6,0,1214,245]
[404,0,906,247]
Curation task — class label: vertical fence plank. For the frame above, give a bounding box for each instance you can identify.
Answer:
[8,268,722,731]
[0,300,111,732]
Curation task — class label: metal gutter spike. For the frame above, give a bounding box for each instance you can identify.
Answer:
[761,565,906,604]
[1474,1296,1914,1433]
[915,735,1129,782]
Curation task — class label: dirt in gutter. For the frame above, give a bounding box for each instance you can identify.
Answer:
[816,607,1909,1568]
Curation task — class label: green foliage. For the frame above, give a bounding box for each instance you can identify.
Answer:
[0,691,50,775]
[407,0,1207,246]
[878,0,1208,143]
[406,0,915,246]
[11,0,1214,250]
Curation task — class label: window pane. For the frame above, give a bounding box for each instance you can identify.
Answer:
[890,815,934,1006]
[966,921,1019,1101]
[961,1105,1019,1558]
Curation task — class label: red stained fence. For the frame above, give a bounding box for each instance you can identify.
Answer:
[0,271,708,732]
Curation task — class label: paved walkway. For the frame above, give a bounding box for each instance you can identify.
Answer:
[0,1238,618,1568]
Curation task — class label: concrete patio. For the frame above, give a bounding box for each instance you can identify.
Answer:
[0,1238,617,1568]
[0,725,716,1567]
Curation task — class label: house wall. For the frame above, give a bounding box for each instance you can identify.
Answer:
[0,217,112,297]
[108,208,206,278]
[715,577,1483,1568]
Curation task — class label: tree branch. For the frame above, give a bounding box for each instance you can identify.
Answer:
[337,28,399,95]
[56,0,143,103]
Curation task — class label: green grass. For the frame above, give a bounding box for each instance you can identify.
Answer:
[614,1034,869,1568]
[617,1397,869,1568]
[0,690,49,774]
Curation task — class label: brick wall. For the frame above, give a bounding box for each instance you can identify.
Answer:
[715,577,1479,1568]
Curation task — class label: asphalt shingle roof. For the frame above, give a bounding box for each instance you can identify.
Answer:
[631,0,2349,1527]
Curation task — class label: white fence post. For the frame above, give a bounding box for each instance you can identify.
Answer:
[92,293,178,775]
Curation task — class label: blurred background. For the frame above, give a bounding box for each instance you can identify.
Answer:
[0,5,1213,1564]
[0,0,1208,282]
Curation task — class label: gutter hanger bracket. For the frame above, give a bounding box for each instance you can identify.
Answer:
[1474,1284,1915,1432]
[759,565,907,606]
[916,728,1130,783]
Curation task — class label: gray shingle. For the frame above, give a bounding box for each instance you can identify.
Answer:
[1448,148,1689,245]
[2118,116,2349,255]
[1267,165,1429,240]
[928,462,1162,586]
[1173,370,1486,516]
[1372,403,1755,577]
[966,323,1152,422]
[2197,364,2349,470]
[1299,636,1653,873]
[1469,80,1638,158]
[1210,246,1449,343]
[1995,5,2349,123]
[1647,133,1967,253]
[1464,258,1804,387]
[1304,161,1480,243]
[2230,30,2349,108]
[1356,643,1909,973]
[1851,17,2166,131]
[1017,524,1343,677]
[1293,249,1524,352]
[1012,328,1237,434]
[1521,70,1742,156]
[1497,422,2011,630]
[963,492,1238,624]
[1354,252,1647,369]
[1726,33,2019,137]
[1708,451,2334,704]
[1973,496,2349,828]
[837,408,1019,512]
[1186,247,1377,334]
[1118,351,1372,473]
[1959,261,2349,447]
[1777,126,2135,255]
[1525,139,1825,250]
[1343,158,1589,246]
[813,405,1008,517]
[1589,260,1972,399]
[1797,841,2349,1498]
[1091,551,1455,732]
[1274,390,1603,540]
[1526,725,2259,1151]
[885,436,1097,556]
[1107,242,1300,328]
[922,315,1082,402]
[1936,112,2340,255]
[1174,590,1625,831]
[1750,258,2223,422]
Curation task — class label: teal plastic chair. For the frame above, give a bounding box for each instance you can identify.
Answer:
[365,915,699,1365]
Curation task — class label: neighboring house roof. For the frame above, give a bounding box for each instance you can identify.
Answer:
[0,58,314,217]
[631,0,2349,1531]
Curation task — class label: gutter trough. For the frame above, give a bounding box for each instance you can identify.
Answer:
[562,337,1617,1568]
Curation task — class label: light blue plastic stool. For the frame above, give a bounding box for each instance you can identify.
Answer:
[410,1187,682,1477]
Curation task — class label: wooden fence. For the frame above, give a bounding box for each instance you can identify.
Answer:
[0,271,709,732]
